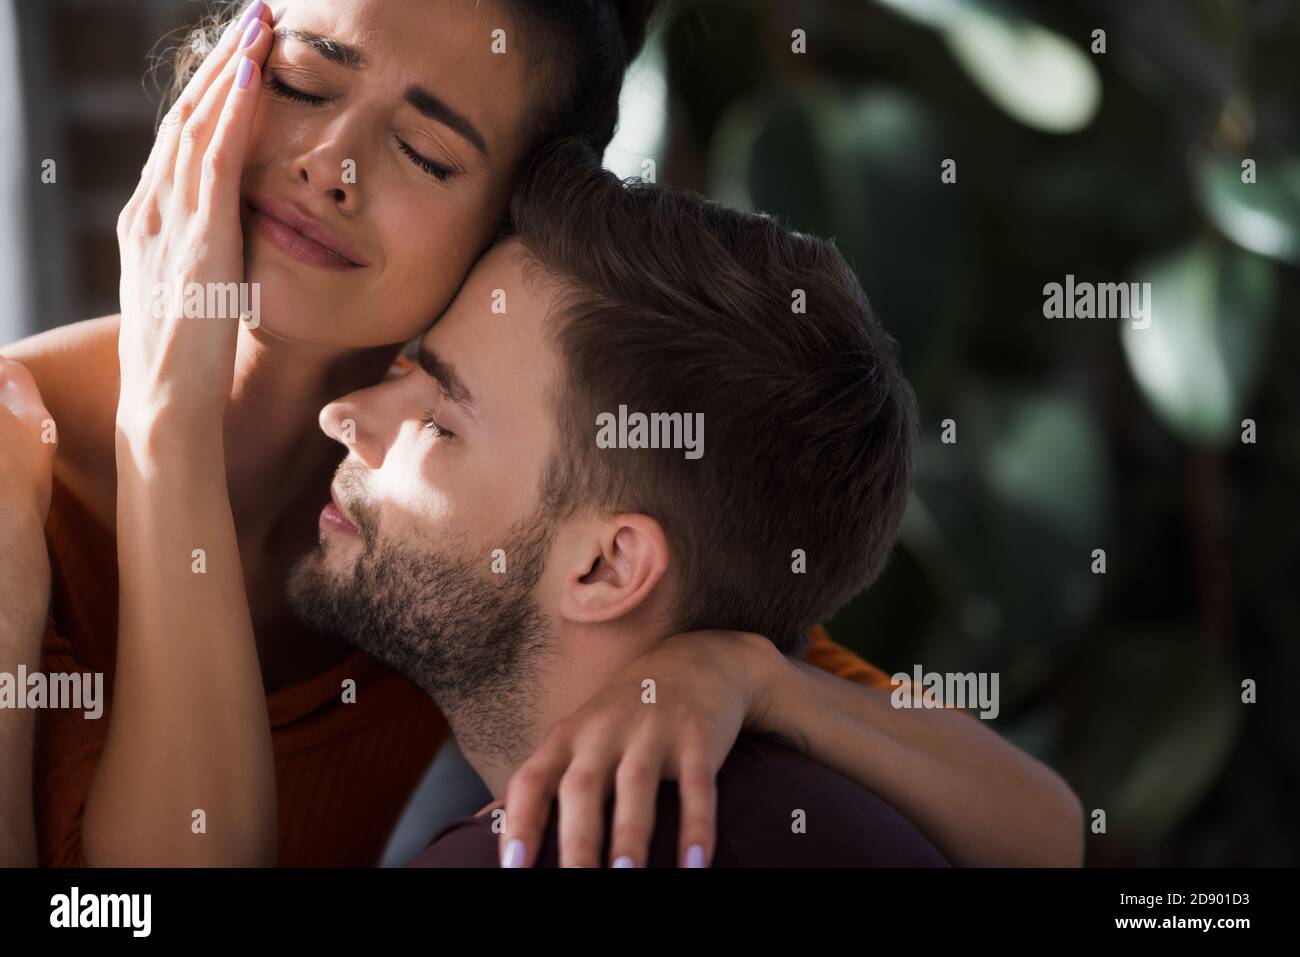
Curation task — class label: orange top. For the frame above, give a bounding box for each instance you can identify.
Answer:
[34,476,896,867]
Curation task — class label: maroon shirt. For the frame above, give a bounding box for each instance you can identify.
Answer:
[411,734,949,867]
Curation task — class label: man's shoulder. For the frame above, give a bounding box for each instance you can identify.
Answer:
[409,813,501,867]
[412,735,949,867]
[710,733,949,866]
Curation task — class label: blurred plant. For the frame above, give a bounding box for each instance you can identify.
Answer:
[655,0,1300,864]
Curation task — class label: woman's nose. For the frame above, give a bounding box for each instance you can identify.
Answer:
[296,138,360,214]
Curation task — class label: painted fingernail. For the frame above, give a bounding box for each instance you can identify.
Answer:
[612,856,635,868]
[236,56,255,90]
[240,19,262,49]
[501,839,526,868]
[683,844,706,868]
[237,1,264,30]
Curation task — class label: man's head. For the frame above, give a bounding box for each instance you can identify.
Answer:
[288,139,917,761]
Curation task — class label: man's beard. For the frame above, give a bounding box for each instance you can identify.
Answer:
[287,468,555,765]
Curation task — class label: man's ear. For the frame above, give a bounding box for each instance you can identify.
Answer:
[558,514,670,625]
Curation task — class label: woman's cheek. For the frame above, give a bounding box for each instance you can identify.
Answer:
[382,231,471,331]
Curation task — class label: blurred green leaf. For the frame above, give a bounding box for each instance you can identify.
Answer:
[872,0,1101,133]
[1122,240,1277,447]
[663,0,1296,864]
[1197,154,1300,265]
[899,390,1111,710]
[1080,630,1242,846]
[871,0,977,30]
[982,396,1110,543]
[943,11,1100,133]
[711,87,971,403]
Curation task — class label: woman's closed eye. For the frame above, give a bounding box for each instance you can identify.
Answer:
[265,73,455,183]
[266,72,329,106]
[394,138,454,183]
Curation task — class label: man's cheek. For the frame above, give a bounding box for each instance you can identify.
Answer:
[365,476,447,543]
[404,456,458,519]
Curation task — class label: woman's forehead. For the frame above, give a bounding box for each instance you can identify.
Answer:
[276,0,535,159]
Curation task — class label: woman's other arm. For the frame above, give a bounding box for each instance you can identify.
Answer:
[0,358,56,866]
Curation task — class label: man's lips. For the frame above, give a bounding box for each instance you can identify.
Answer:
[245,195,368,270]
[320,486,360,536]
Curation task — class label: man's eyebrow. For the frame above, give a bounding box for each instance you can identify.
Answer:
[274,28,365,70]
[403,86,489,160]
[417,346,477,417]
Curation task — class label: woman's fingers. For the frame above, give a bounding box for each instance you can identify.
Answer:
[177,17,271,213]
[672,747,718,868]
[0,357,55,520]
[606,742,667,867]
[148,1,269,192]
[198,53,265,219]
[125,1,270,231]
[0,357,51,430]
[500,741,570,867]
[556,748,619,868]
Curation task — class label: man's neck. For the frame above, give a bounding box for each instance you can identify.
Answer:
[453,623,665,798]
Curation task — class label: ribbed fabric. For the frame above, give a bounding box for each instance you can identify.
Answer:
[35,476,449,867]
[33,475,892,867]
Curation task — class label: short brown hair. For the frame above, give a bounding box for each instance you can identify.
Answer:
[510,140,917,655]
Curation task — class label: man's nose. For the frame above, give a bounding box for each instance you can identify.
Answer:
[319,393,385,468]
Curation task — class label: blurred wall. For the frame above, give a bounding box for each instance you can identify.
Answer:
[1,0,30,343]
[13,0,199,337]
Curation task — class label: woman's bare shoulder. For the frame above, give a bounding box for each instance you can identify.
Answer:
[2,314,121,369]
[2,316,121,502]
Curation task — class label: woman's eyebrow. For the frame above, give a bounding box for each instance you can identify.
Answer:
[272,28,488,160]
[274,28,365,69]
[403,87,488,160]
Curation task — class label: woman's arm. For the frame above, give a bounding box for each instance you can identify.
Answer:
[502,629,1083,867]
[760,653,1085,867]
[0,358,56,866]
[90,426,275,866]
[0,520,46,867]
[81,5,279,866]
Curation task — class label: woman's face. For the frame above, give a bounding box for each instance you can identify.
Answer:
[239,0,536,347]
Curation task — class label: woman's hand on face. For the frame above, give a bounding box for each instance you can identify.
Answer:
[115,1,274,440]
[0,357,56,529]
[500,630,783,868]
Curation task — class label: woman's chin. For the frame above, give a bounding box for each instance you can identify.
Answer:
[244,255,430,349]
[239,283,410,351]
[240,263,343,345]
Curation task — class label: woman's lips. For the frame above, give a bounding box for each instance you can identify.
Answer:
[246,197,367,271]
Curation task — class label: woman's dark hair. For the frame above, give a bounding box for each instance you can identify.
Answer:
[158,0,659,161]
[503,0,659,160]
